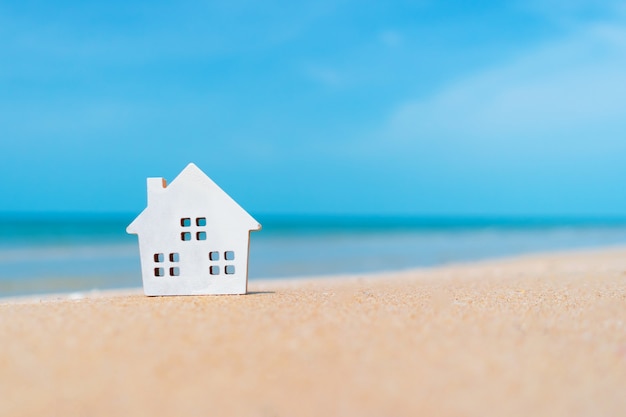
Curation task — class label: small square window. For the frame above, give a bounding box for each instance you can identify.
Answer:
[169,267,180,276]
[196,217,206,226]
[153,253,164,263]
[169,253,179,262]
[209,251,219,261]
[224,251,235,261]
[225,265,235,275]
[181,218,191,227]
[197,231,207,240]
[210,266,220,275]
[154,267,164,277]
[181,232,191,241]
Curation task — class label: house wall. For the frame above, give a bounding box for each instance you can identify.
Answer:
[133,203,253,295]
[137,229,251,295]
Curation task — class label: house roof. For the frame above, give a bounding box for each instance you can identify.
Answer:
[127,163,261,234]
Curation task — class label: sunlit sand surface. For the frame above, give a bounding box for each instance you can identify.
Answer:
[2,248,626,416]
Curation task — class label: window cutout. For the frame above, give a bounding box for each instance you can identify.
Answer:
[225,265,235,275]
[181,232,191,241]
[209,251,219,261]
[154,267,164,277]
[181,218,191,227]
[210,266,220,275]
[224,251,235,261]
[154,253,164,263]
[169,253,179,262]
[197,231,207,240]
[196,217,206,226]
[169,267,180,276]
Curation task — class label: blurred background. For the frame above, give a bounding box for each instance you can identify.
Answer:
[2,0,626,296]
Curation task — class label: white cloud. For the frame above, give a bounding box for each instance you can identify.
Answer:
[379,30,403,48]
[304,64,342,86]
[383,21,626,150]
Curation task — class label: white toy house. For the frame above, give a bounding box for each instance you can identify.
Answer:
[127,163,261,296]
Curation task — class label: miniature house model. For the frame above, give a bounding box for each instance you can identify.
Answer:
[127,163,261,296]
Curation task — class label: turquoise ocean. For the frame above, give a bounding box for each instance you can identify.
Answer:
[2,214,626,298]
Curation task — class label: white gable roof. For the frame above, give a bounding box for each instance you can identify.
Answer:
[127,163,261,234]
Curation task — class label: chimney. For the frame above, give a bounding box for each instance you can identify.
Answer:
[147,177,167,205]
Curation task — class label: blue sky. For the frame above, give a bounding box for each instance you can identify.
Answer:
[1,0,626,216]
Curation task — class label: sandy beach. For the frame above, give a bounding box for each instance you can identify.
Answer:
[1,248,626,417]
